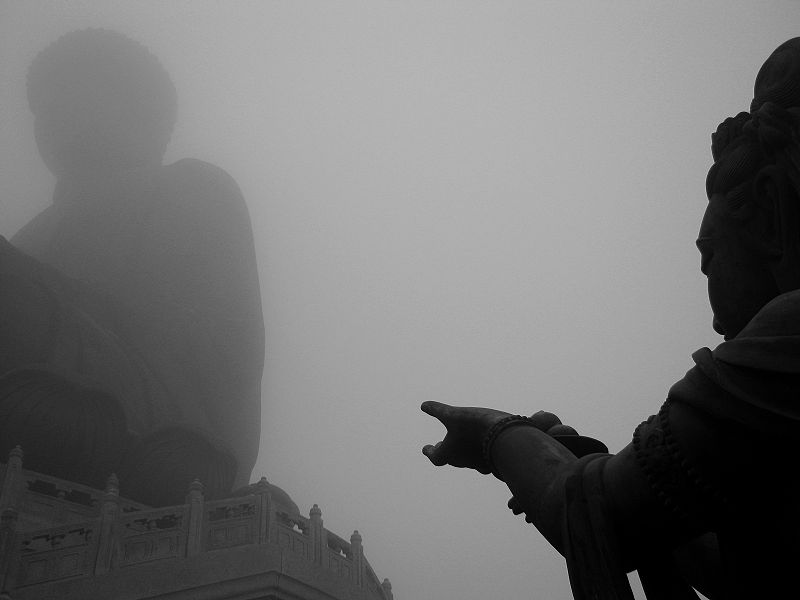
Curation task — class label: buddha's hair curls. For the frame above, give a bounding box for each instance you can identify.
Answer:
[26,28,177,136]
[706,38,800,211]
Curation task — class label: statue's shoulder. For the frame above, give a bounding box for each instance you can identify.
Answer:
[150,159,255,253]
[157,158,246,212]
[738,289,800,339]
[10,205,60,256]
[712,289,800,373]
[162,158,239,187]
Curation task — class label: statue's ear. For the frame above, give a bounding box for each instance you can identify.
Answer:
[753,164,800,291]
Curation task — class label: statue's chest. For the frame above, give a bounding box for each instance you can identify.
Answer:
[42,198,159,296]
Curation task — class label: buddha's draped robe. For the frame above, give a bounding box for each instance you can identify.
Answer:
[0,159,264,489]
[562,289,800,599]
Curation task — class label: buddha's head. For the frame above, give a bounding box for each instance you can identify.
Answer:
[26,28,177,181]
[698,38,800,339]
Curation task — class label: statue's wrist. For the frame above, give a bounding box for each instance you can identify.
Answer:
[491,425,576,552]
[481,415,538,478]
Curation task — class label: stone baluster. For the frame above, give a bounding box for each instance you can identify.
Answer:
[381,578,393,600]
[53,489,68,524]
[0,448,24,591]
[94,474,120,575]
[309,504,323,565]
[350,530,363,588]
[253,477,272,545]
[0,508,19,593]
[186,479,204,556]
[0,447,24,513]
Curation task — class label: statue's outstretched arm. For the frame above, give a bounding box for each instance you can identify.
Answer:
[421,399,727,599]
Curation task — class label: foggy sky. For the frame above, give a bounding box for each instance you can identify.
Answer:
[1,2,798,599]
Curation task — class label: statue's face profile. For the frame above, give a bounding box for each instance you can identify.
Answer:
[697,193,778,340]
[697,35,800,341]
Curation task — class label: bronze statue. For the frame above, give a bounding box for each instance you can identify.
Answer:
[0,29,264,506]
[422,38,800,599]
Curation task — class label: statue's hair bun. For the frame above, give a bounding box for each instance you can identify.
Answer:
[26,28,177,134]
[752,37,800,112]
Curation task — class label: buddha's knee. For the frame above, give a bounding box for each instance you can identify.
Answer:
[118,426,237,507]
[0,368,130,490]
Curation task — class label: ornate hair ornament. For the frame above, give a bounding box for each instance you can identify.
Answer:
[707,106,800,202]
[706,38,800,202]
[712,104,799,164]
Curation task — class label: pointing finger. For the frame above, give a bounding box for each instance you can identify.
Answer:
[420,401,454,423]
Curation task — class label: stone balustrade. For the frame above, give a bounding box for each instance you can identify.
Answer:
[0,449,393,600]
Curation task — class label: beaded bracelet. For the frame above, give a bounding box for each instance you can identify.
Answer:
[481,415,538,478]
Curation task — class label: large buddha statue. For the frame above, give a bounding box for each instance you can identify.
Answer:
[0,29,264,506]
[422,38,800,599]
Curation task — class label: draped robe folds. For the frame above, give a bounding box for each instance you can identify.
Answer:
[561,289,800,599]
[0,159,264,490]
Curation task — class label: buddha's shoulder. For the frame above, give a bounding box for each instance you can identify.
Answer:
[157,159,245,211]
[11,204,60,254]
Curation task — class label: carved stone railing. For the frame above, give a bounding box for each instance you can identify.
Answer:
[325,529,355,580]
[0,452,393,599]
[275,508,311,560]
[117,505,189,568]
[202,494,258,552]
[12,520,98,588]
[0,447,145,535]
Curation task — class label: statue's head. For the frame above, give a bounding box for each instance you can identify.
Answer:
[698,38,800,339]
[26,28,177,181]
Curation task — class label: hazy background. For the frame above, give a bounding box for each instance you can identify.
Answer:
[1,2,797,599]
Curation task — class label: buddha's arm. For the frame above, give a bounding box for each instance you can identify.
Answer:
[120,161,265,383]
[114,160,264,483]
[0,236,127,369]
[490,408,725,597]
